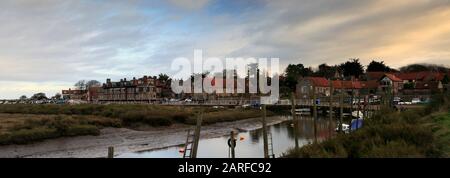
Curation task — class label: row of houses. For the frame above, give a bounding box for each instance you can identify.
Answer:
[62,71,449,103]
[62,74,264,103]
[62,76,173,102]
[296,71,449,98]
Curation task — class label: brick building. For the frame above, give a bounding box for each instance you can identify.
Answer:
[97,76,165,102]
[61,89,88,100]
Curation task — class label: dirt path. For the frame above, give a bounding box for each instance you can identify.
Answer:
[0,116,290,158]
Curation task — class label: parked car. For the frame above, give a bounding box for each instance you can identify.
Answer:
[399,101,412,105]
[420,98,431,104]
[369,98,381,104]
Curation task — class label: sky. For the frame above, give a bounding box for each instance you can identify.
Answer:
[1,0,450,99]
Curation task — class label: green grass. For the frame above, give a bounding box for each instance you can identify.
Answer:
[430,112,450,156]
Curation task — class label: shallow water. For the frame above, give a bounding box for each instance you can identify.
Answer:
[118,116,335,158]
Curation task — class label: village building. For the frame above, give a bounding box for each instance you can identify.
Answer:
[296,77,332,99]
[332,80,364,96]
[61,89,88,100]
[379,73,403,96]
[97,76,162,102]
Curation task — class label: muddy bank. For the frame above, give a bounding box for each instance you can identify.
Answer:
[0,116,290,158]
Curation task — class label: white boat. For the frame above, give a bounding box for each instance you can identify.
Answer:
[351,111,364,118]
[335,124,350,133]
[295,108,311,115]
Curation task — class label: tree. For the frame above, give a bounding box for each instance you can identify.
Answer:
[31,93,47,100]
[367,60,391,72]
[158,73,170,82]
[403,83,414,90]
[74,80,87,90]
[19,95,27,100]
[54,93,62,100]
[339,58,364,78]
[399,63,449,73]
[314,63,338,79]
[86,80,101,88]
[443,74,449,84]
[283,63,313,91]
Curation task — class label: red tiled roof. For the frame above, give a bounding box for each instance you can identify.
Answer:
[426,72,445,81]
[332,80,363,89]
[361,80,379,89]
[366,72,386,80]
[396,72,425,80]
[384,73,402,82]
[210,78,238,88]
[396,71,446,81]
[306,77,330,87]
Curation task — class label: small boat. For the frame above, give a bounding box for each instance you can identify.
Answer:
[350,118,364,131]
[335,124,350,133]
[351,111,364,118]
[295,108,311,115]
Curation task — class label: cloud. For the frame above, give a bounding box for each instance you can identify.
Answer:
[167,0,210,10]
[1,0,450,99]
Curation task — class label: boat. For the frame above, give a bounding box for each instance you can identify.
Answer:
[335,124,350,133]
[350,118,363,131]
[295,108,310,115]
[351,111,364,118]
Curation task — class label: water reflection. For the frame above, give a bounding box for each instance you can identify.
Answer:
[118,116,335,158]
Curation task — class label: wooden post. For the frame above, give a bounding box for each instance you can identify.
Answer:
[262,104,269,158]
[312,86,318,143]
[107,146,114,158]
[230,131,236,158]
[339,80,344,132]
[191,109,203,158]
[355,93,361,130]
[349,79,354,133]
[328,80,333,138]
[291,93,299,149]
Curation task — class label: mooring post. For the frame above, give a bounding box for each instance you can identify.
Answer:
[328,80,333,138]
[312,86,318,143]
[230,131,236,158]
[262,104,269,158]
[356,93,361,130]
[107,146,114,158]
[191,109,203,158]
[364,95,368,119]
[339,80,344,132]
[291,92,299,149]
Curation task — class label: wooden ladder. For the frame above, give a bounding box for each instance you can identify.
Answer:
[267,132,275,158]
[183,130,195,158]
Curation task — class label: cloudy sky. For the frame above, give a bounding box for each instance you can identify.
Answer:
[1,0,450,99]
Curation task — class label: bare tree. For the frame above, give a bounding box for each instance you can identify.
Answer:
[19,95,27,100]
[86,80,101,88]
[74,80,87,90]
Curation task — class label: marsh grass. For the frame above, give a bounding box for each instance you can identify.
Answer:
[283,94,450,158]
[0,104,267,145]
